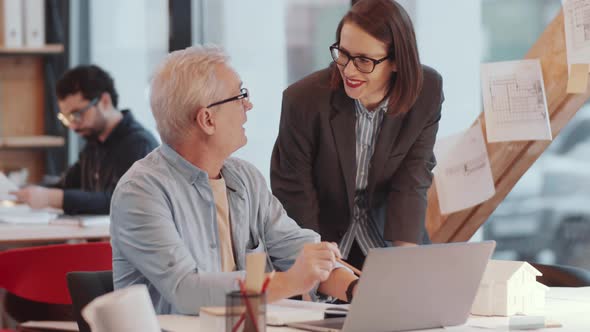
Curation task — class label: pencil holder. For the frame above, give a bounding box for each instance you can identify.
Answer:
[226,291,266,332]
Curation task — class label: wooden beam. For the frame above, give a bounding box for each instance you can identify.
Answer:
[426,11,590,243]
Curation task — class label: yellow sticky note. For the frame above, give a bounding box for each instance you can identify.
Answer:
[566,63,589,94]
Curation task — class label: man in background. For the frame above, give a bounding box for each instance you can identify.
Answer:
[12,65,158,214]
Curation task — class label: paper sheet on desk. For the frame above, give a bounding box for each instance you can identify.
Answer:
[0,204,59,224]
[19,320,78,331]
[200,299,346,330]
[274,299,349,311]
[444,316,510,331]
[271,299,348,325]
[547,286,590,303]
[52,215,110,227]
[0,172,18,201]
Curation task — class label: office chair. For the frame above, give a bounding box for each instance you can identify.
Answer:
[66,270,114,332]
[531,262,590,287]
[0,242,112,330]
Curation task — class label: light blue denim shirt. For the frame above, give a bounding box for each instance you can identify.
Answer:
[110,144,321,315]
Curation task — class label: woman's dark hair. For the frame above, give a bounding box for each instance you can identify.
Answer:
[56,65,119,108]
[331,0,422,115]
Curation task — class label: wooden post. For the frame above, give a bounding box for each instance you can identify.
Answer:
[426,11,590,243]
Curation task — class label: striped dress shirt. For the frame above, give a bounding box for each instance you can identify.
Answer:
[340,99,388,258]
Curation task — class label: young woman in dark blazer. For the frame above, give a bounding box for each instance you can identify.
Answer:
[271,0,443,269]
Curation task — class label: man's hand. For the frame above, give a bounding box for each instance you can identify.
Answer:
[285,242,342,295]
[393,240,417,247]
[11,186,63,209]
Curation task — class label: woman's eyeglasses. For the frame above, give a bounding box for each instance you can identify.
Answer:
[329,43,390,74]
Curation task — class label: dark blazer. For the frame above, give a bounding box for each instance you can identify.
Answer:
[270,66,443,244]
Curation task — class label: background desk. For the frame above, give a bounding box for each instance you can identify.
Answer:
[19,287,590,331]
[0,222,109,244]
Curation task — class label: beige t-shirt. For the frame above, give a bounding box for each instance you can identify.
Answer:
[209,176,236,272]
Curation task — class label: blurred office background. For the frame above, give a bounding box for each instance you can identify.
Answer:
[24,0,590,269]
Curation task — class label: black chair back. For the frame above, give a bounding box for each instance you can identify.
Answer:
[531,263,590,287]
[67,270,114,332]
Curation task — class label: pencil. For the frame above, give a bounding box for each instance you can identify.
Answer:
[237,279,260,332]
[261,270,275,294]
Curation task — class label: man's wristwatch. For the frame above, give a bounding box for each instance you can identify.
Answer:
[346,278,359,303]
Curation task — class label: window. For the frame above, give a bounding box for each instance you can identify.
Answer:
[86,0,168,142]
[480,0,590,271]
[194,0,349,181]
[76,1,590,270]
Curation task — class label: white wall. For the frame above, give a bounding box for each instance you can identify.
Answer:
[403,0,483,241]
[194,0,483,182]
[404,0,483,138]
[199,0,288,181]
[89,0,168,142]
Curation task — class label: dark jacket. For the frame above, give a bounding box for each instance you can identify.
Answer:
[59,110,158,214]
[271,66,443,244]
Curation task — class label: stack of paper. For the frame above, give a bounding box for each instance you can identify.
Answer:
[51,215,110,227]
[200,302,326,330]
[0,204,58,224]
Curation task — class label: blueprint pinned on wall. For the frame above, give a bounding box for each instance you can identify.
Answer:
[434,121,495,214]
[481,59,552,142]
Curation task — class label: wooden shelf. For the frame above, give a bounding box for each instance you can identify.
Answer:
[0,136,65,149]
[0,44,64,55]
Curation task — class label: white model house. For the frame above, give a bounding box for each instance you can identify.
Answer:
[471,260,549,316]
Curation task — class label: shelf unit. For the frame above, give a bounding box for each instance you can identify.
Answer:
[0,44,64,55]
[0,41,67,182]
[0,135,65,148]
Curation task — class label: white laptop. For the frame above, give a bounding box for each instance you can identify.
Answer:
[288,241,495,332]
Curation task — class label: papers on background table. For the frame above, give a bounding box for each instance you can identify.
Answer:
[481,59,552,142]
[0,172,18,201]
[0,204,59,224]
[51,215,110,227]
[563,0,590,93]
[434,122,495,214]
[0,201,109,227]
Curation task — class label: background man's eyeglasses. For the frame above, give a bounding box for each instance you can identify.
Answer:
[57,98,99,127]
[207,88,249,108]
[329,43,390,74]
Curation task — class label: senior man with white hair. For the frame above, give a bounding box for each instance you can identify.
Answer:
[110,45,358,315]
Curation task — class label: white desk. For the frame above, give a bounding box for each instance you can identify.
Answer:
[19,287,590,331]
[0,204,110,244]
[0,221,109,244]
[162,287,590,331]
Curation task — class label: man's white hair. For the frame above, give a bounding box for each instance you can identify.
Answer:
[150,45,229,145]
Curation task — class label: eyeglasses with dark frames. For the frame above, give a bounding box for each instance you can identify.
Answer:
[207,88,249,108]
[329,43,391,74]
[57,97,99,127]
